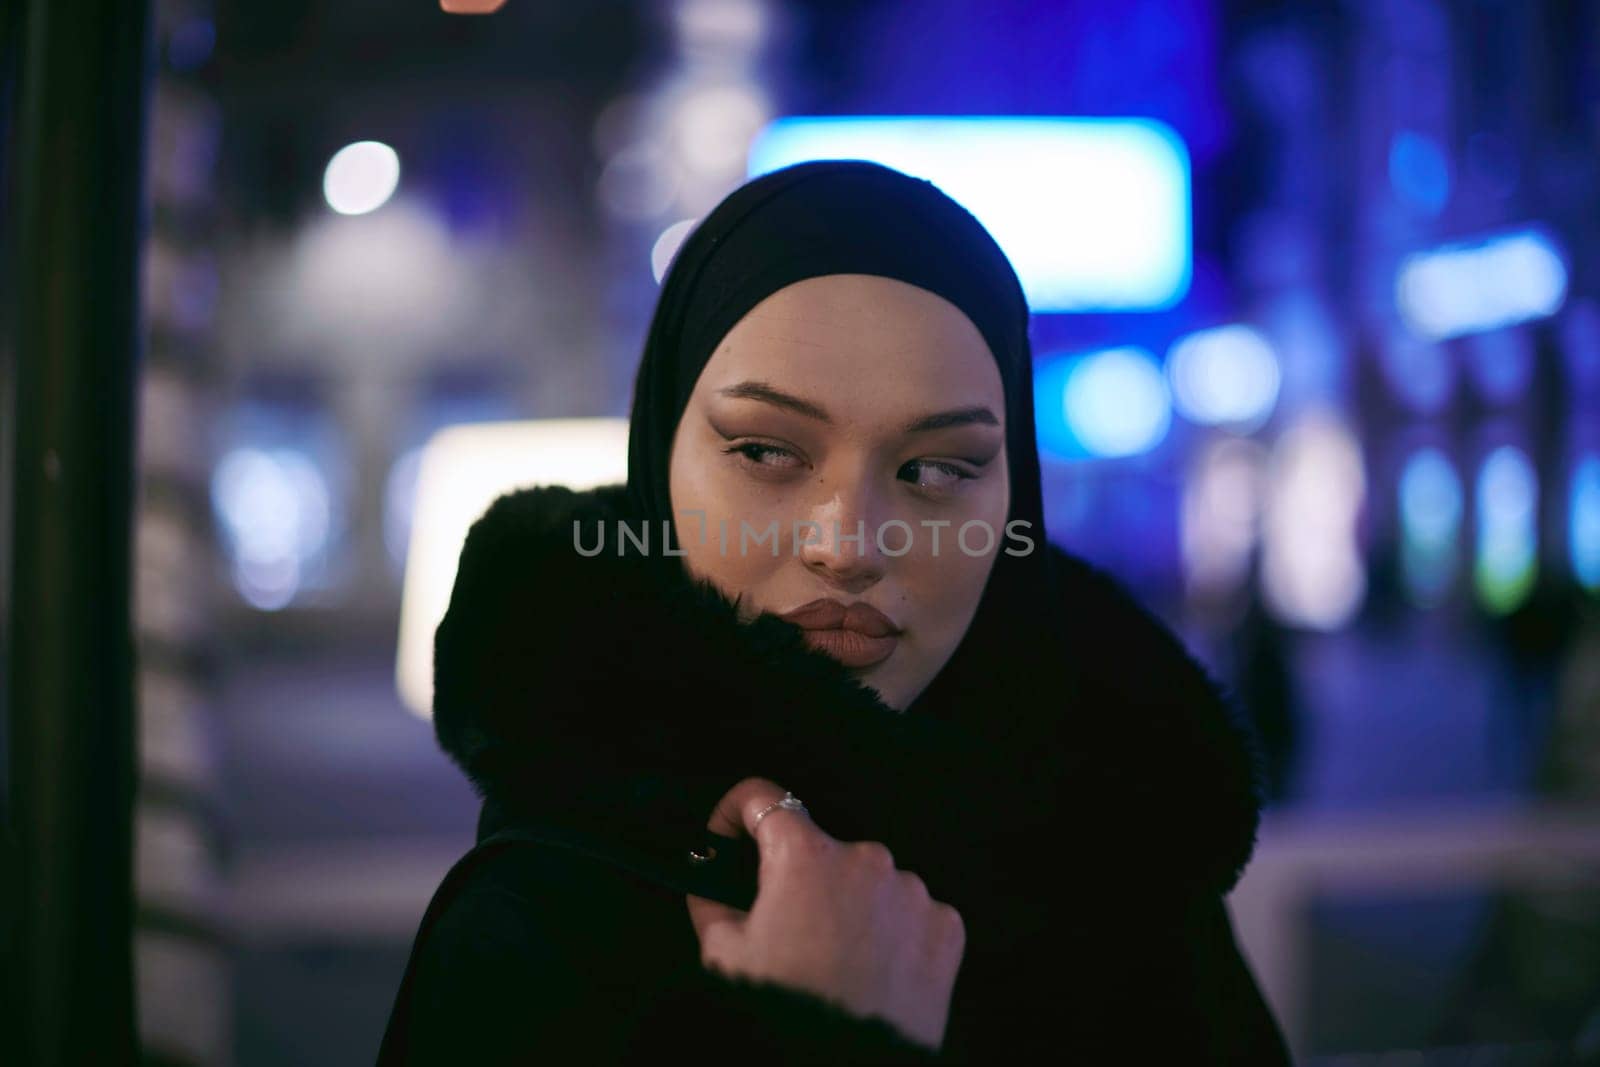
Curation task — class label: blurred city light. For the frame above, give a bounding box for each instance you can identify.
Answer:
[673,0,769,66]
[1399,448,1463,607]
[1473,445,1539,614]
[1389,130,1451,216]
[1182,437,1267,598]
[396,419,630,717]
[1396,228,1568,341]
[1036,346,1172,460]
[1166,324,1281,431]
[322,140,401,216]
[1262,412,1367,630]
[675,84,769,173]
[282,200,469,351]
[1569,455,1600,593]
[211,447,333,611]
[651,218,699,283]
[748,116,1192,311]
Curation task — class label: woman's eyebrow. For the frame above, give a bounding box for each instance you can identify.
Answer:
[717,381,833,422]
[716,380,1000,434]
[904,405,1000,434]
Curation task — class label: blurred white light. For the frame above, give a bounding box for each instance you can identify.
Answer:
[1061,347,1171,458]
[1181,437,1268,598]
[1166,324,1281,430]
[1396,228,1568,341]
[1474,445,1538,614]
[211,447,332,610]
[234,555,300,612]
[396,419,631,718]
[674,0,768,65]
[1572,456,1600,592]
[1261,412,1367,630]
[284,200,467,350]
[323,141,401,216]
[652,218,699,283]
[748,117,1192,311]
[675,85,769,174]
[1480,447,1537,517]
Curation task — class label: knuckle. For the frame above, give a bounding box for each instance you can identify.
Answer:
[851,841,896,875]
[939,904,966,946]
[897,870,931,903]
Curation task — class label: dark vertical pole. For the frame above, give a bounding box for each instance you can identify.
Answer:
[6,0,153,1063]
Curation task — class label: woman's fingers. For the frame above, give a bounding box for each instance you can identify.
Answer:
[685,892,742,960]
[712,777,819,859]
[685,774,966,1049]
[688,777,819,952]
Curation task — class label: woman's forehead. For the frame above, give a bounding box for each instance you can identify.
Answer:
[727,273,975,328]
[710,275,998,376]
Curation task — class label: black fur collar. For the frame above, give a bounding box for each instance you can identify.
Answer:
[431,483,1266,941]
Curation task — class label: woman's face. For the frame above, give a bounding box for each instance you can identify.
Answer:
[668,273,1010,711]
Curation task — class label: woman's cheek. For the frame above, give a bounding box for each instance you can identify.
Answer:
[695,494,789,585]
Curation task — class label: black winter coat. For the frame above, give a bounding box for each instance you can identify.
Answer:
[376,484,1295,1064]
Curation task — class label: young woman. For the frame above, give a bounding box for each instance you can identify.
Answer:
[376,160,1293,1063]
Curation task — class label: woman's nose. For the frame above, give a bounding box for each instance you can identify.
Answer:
[797,483,887,592]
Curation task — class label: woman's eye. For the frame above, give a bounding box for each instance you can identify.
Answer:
[899,459,976,492]
[725,442,802,470]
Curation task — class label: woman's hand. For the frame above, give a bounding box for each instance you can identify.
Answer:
[685,777,966,1051]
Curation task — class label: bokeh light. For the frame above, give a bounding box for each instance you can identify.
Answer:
[322,141,401,216]
[210,447,333,610]
[1262,412,1367,629]
[1396,228,1567,342]
[1399,448,1463,607]
[1473,445,1539,614]
[1569,455,1600,593]
[1167,324,1281,431]
[1038,346,1172,460]
[651,218,699,283]
[1389,131,1451,216]
[748,116,1192,311]
[1182,437,1268,598]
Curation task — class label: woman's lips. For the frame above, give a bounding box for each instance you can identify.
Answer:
[777,598,903,669]
[798,628,899,669]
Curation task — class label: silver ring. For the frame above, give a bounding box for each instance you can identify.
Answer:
[752,791,809,829]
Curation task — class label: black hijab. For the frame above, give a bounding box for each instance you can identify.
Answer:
[623,159,1067,747]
